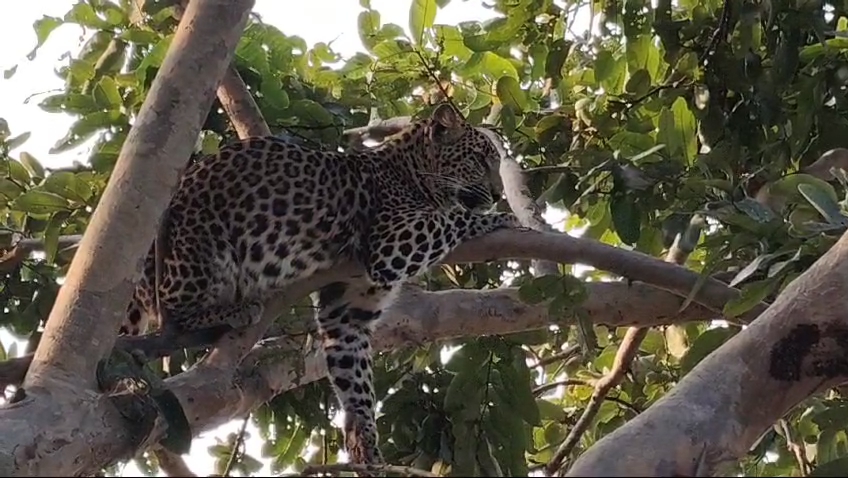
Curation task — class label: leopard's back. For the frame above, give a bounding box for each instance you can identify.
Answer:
[121,137,369,335]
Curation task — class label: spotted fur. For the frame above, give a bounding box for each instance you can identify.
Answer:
[119,104,519,464]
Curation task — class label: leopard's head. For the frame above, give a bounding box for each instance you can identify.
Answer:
[417,104,509,212]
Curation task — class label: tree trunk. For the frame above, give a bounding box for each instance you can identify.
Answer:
[566,229,848,476]
[0,0,255,475]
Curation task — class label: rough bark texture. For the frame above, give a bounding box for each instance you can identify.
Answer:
[566,229,848,477]
[25,0,253,386]
[146,268,722,440]
[0,0,255,475]
[0,227,727,476]
[500,155,560,277]
[0,238,716,390]
[216,64,271,138]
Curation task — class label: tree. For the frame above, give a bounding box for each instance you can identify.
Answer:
[1,0,848,476]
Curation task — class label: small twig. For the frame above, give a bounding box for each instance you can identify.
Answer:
[412,49,457,110]
[615,79,691,114]
[779,419,811,476]
[544,327,648,476]
[534,345,582,369]
[701,0,733,64]
[533,379,587,396]
[605,394,641,415]
[0,234,83,272]
[222,415,250,477]
[285,463,439,477]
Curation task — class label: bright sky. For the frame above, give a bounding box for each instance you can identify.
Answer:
[0,1,539,476]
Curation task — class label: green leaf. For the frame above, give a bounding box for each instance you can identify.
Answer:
[357,10,381,51]
[19,152,45,181]
[495,76,528,112]
[529,44,548,80]
[658,98,697,164]
[4,65,18,80]
[0,179,25,201]
[43,211,70,264]
[500,104,517,137]
[435,25,472,60]
[6,159,32,184]
[626,35,661,81]
[610,193,642,245]
[135,34,174,84]
[723,278,778,319]
[93,77,123,109]
[545,39,570,84]
[798,182,848,225]
[462,52,518,80]
[42,172,93,204]
[476,437,503,477]
[451,420,478,476]
[372,39,413,59]
[5,132,31,151]
[260,74,290,111]
[118,29,161,45]
[11,190,70,215]
[200,134,221,156]
[496,350,541,427]
[624,68,652,96]
[679,327,737,376]
[409,0,437,45]
[729,252,790,287]
[28,16,64,60]
[65,2,110,29]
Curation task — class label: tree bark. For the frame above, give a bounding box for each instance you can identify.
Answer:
[25,0,253,387]
[0,225,762,388]
[0,225,730,475]
[0,0,255,475]
[0,277,719,389]
[566,229,848,477]
[216,65,271,138]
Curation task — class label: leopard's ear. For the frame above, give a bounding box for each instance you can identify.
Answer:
[431,103,464,129]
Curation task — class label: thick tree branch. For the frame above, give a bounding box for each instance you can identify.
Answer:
[145,265,722,440]
[0,224,760,389]
[1,249,719,390]
[565,228,848,477]
[0,228,726,475]
[24,0,253,387]
[216,65,271,138]
[0,0,256,475]
[499,154,560,276]
[4,227,765,324]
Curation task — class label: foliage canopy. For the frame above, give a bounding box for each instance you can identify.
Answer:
[4,0,848,475]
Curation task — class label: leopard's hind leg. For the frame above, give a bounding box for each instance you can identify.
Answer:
[313,280,395,466]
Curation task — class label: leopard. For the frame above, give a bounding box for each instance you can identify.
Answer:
[118,103,520,465]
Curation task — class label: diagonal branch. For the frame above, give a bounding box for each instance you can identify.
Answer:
[566,228,848,476]
[24,0,254,388]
